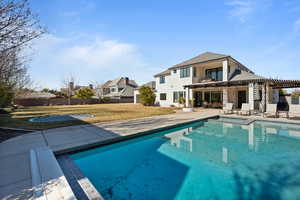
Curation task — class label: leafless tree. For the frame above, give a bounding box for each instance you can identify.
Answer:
[0,0,45,107]
[61,75,77,105]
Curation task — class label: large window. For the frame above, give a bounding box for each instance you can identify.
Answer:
[205,67,223,81]
[204,91,223,103]
[173,91,186,103]
[159,76,165,84]
[211,92,222,103]
[160,93,167,100]
[180,67,190,78]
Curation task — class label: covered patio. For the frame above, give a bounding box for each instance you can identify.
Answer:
[184,78,300,113]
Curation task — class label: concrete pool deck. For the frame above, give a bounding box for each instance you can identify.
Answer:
[0,109,219,199]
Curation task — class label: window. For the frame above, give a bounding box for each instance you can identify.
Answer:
[205,67,223,81]
[173,91,186,103]
[159,76,165,84]
[111,88,116,92]
[211,92,222,103]
[193,67,197,77]
[160,93,167,100]
[180,67,190,78]
[204,92,210,103]
[173,69,177,74]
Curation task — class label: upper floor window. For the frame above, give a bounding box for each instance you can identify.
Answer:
[205,67,223,81]
[159,76,165,84]
[193,67,197,77]
[180,67,190,78]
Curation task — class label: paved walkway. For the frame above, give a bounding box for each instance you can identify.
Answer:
[0,109,219,199]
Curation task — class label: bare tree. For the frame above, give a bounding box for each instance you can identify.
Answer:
[61,75,77,105]
[0,0,45,107]
[0,0,45,52]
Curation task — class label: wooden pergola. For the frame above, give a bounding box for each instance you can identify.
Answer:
[184,79,300,89]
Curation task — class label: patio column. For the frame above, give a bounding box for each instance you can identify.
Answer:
[266,83,270,104]
[248,83,255,111]
[223,88,228,107]
[185,87,190,107]
[261,84,266,112]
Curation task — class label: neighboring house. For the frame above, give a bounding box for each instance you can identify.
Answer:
[154,52,300,111]
[134,81,156,104]
[95,77,138,100]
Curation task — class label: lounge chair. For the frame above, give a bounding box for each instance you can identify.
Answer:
[238,103,250,115]
[222,103,233,114]
[289,105,300,119]
[263,104,278,118]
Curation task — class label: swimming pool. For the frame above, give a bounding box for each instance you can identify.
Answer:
[71,119,300,200]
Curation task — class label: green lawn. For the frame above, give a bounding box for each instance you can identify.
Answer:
[0,104,176,130]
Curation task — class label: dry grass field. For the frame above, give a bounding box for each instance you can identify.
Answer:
[0,104,177,130]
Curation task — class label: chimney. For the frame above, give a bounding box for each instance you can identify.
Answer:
[125,77,129,85]
[69,82,74,91]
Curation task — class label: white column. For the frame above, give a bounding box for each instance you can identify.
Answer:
[185,87,190,107]
[223,60,229,81]
[223,88,228,107]
[272,89,279,104]
[261,84,266,112]
[266,83,270,104]
[248,83,255,111]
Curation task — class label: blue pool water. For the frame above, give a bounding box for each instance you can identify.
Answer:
[71,119,300,200]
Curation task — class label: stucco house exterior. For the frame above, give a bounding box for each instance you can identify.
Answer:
[154,52,300,112]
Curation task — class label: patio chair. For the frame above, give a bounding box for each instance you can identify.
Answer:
[289,105,300,119]
[238,103,251,115]
[222,103,233,114]
[263,104,278,118]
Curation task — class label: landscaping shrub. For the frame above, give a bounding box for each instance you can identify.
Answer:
[139,86,156,106]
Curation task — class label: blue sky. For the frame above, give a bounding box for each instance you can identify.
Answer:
[28,0,300,89]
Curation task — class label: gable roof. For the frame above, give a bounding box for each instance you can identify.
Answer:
[229,69,265,81]
[137,81,156,90]
[169,52,229,69]
[97,77,138,88]
[154,69,171,77]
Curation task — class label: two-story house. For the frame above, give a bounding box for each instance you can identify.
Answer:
[95,77,138,100]
[154,52,300,112]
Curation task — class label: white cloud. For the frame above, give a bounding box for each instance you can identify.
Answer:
[29,34,157,89]
[295,18,300,32]
[226,0,254,23]
[225,0,272,23]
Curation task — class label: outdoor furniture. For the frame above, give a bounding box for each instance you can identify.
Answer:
[263,104,278,118]
[238,103,251,115]
[278,111,289,118]
[222,103,233,114]
[288,105,300,118]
